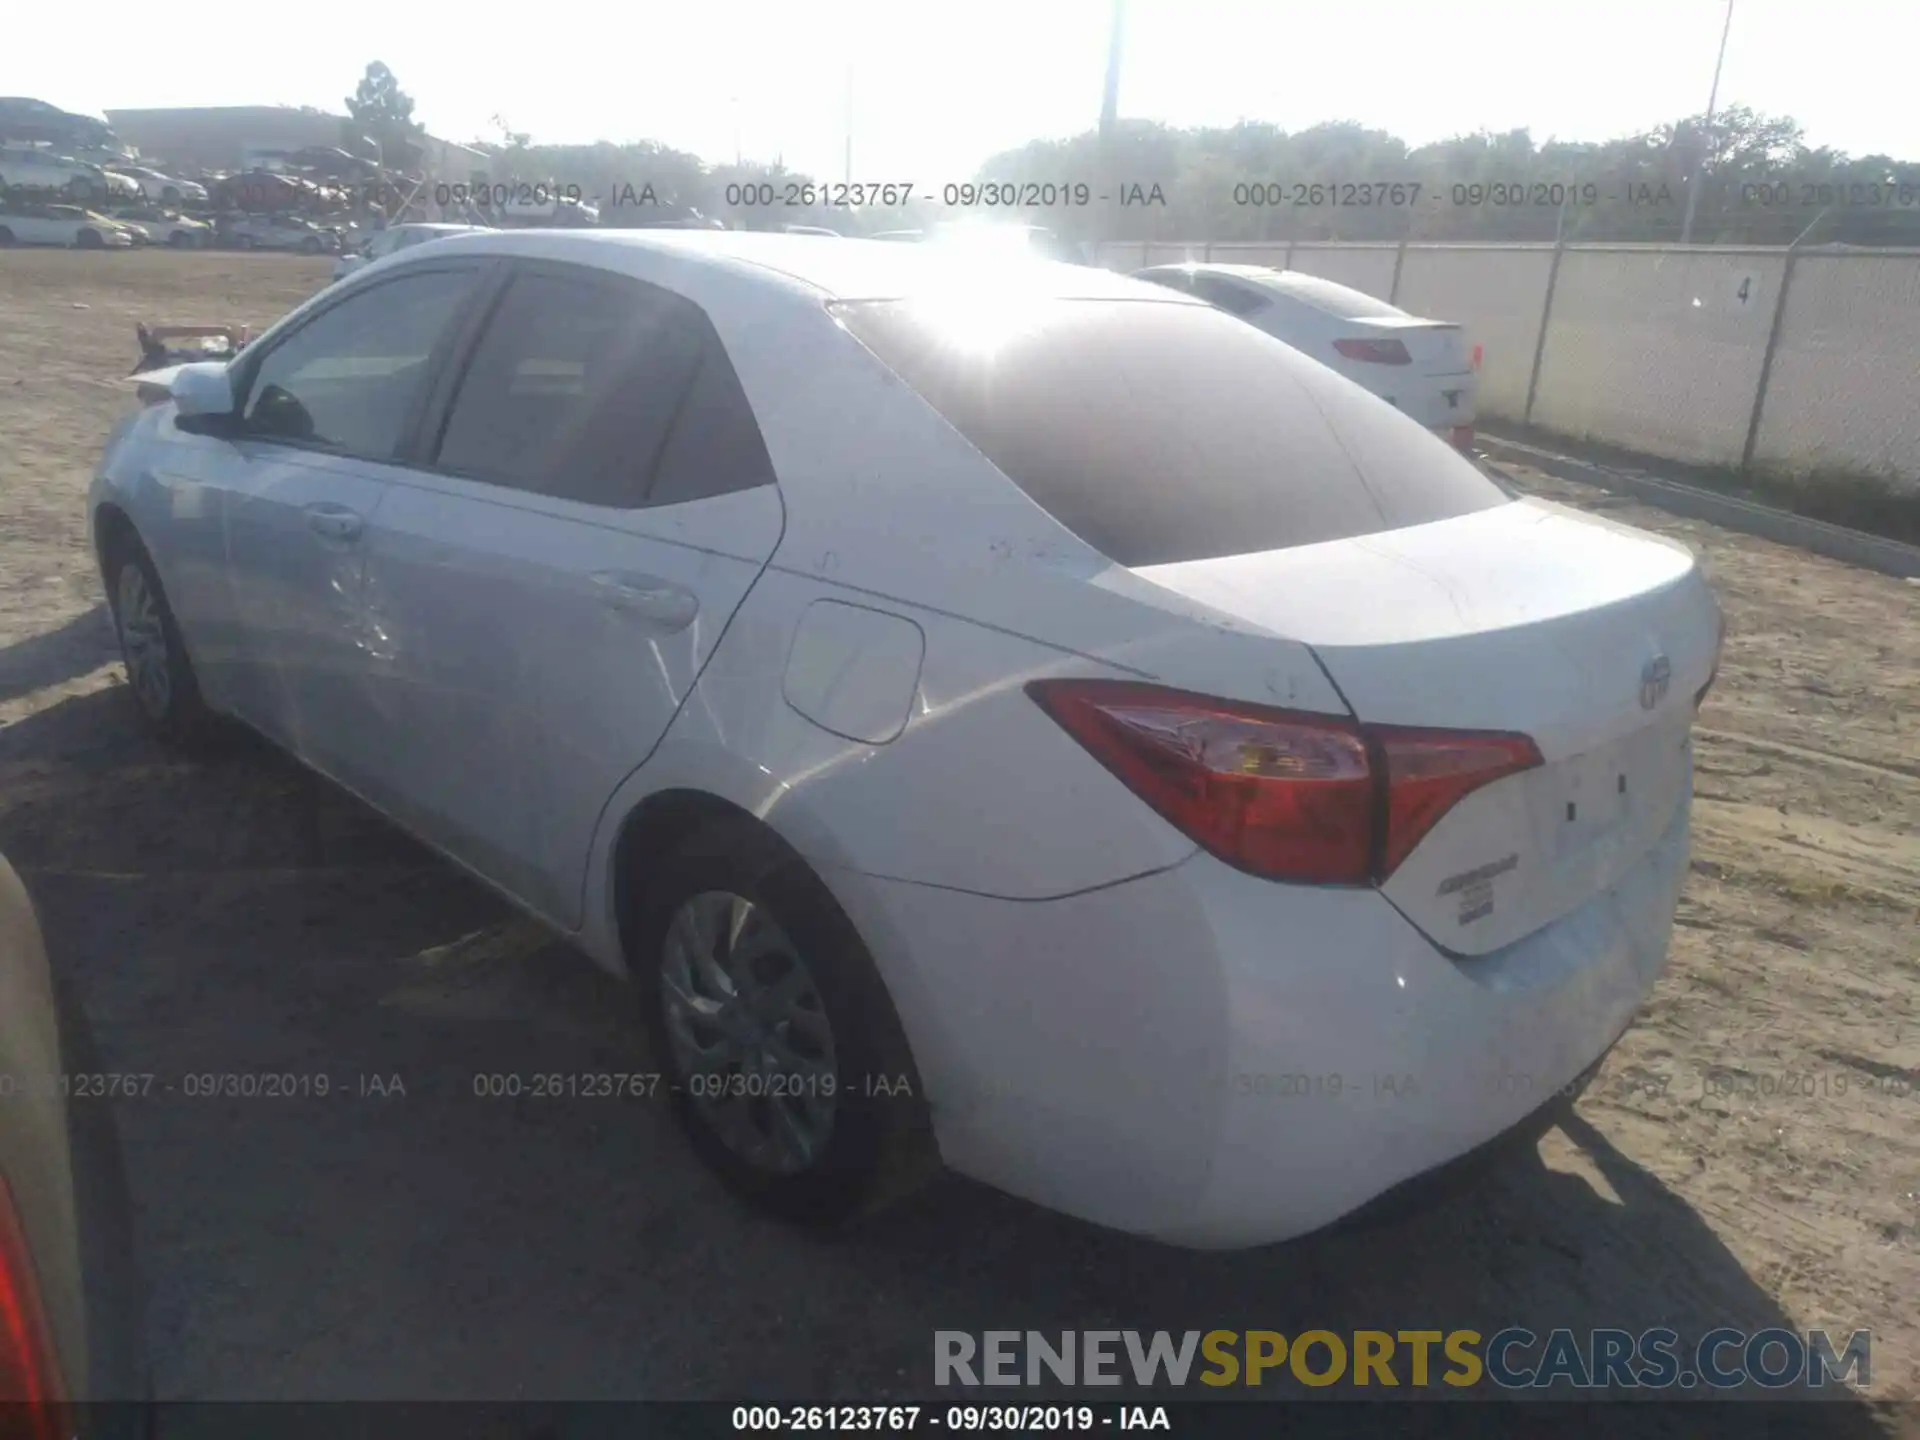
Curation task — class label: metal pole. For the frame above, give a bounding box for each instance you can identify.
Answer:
[1679,0,1734,245]
[1523,238,1568,427]
[1098,0,1124,244]
[1742,245,1802,469]
[1389,236,1408,304]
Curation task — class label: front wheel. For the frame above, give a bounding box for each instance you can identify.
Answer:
[635,820,938,1227]
[67,176,97,202]
[76,228,104,249]
[299,235,322,254]
[105,536,221,748]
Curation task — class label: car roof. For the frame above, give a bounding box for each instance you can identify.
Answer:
[419,228,1178,304]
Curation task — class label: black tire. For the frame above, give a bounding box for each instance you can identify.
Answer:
[101,532,221,750]
[634,819,939,1228]
[68,176,97,202]
[236,233,255,250]
[77,227,104,249]
[299,235,322,254]
[0,226,14,246]
[168,230,192,248]
[161,186,179,204]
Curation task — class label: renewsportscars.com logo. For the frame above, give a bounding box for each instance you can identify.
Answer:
[934,1328,1872,1391]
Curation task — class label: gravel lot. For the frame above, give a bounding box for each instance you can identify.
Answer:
[0,249,1914,1425]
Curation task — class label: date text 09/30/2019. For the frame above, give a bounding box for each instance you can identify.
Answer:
[731,1406,1169,1432]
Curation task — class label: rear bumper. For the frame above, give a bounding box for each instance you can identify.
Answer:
[835,796,1688,1249]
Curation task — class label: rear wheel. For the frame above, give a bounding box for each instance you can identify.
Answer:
[104,534,220,748]
[169,230,193,248]
[0,227,14,246]
[236,233,256,250]
[634,819,938,1227]
[299,235,322,254]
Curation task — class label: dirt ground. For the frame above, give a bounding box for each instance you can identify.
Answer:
[0,249,1915,1423]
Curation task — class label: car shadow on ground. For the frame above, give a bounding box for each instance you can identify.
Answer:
[0,602,116,705]
[0,686,1893,1431]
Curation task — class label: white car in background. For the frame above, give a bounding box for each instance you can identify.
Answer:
[0,201,136,247]
[332,221,488,283]
[108,205,212,248]
[114,164,209,205]
[0,146,138,203]
[1136,263,1481,450]
[90,231,1720,1248]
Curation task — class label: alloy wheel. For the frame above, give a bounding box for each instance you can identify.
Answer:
[658,890,838,1175]
[115,563,172,719]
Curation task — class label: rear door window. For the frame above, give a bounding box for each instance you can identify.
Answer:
[833,297,1507,567]
[431,265,775,508]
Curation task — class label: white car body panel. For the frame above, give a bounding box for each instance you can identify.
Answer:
[90,229,1716,1247]
[357,476,783,927]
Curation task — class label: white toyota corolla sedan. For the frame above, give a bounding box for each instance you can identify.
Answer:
[1135,263,1482,451]
[89,230,1721,1248]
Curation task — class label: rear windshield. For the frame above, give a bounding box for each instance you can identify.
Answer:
[832,297,1508,566]
[1247,272,1409,320]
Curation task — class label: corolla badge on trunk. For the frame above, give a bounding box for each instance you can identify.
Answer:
[1640,654,1672,710]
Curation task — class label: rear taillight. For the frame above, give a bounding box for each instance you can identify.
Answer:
[0,1175,68,1437]
[1449,425,1475,452]
[1471,343,1484,371]
[1028,680,1540,884]
[1369,726,1542,876]
[1332,337,1412,365]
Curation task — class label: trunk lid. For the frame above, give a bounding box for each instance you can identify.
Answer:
[1349,315,1474,377]
[1337,317,1476,427]
[1134,498,1720,954]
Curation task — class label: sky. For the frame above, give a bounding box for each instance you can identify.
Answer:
[7,1,1913,181]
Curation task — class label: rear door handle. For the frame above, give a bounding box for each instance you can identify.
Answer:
[590,572,699,630]
[303,503,364,542]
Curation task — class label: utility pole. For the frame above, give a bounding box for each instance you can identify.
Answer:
[1098,0,1125,248]
[1679,0,1734,246]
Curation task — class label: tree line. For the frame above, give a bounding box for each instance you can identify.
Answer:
[347,63,1920,247]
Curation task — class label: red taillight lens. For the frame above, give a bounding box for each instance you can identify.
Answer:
[1028,681,1373,883]
[1449,424,1476,451]
[0,1176,68,1437]
[1029,681,1542,884]
[1332,337,1412,365]
[1370,727,1543,877]
[1471,343,1484,370]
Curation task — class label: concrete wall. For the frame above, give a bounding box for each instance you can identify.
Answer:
[1287,242,1399,298]
[1088,238,1920,490]
[1529,248,1786,466]
[1395,246,1554,419]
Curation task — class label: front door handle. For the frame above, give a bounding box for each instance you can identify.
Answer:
[590,572,699,630]
[303,503,364,542]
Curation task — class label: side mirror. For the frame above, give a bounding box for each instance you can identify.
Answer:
[170,361,240,435]
[170,361,236,420]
